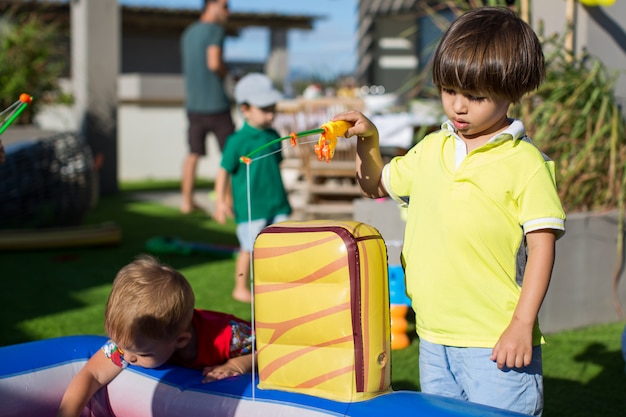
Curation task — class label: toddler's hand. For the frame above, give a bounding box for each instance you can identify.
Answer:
[202,362,244,383]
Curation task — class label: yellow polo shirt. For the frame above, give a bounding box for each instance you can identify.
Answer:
[382,120,565,347]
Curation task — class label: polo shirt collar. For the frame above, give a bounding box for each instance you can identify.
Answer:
[441,118,526,143]
[240,122,263,136]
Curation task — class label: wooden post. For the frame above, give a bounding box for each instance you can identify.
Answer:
[71,0,120,196]
[265,28,288,84]
[520,0,530,23]
[565,0,576,62]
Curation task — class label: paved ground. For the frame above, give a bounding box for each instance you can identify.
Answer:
[128,190,216,213]
[127,187,308,220]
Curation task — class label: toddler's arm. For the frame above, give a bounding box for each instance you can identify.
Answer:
[57,350,123,417]
[212,167,234,224]
[332,111,388,198]
[491,229,556,369]
[201,353,254,383]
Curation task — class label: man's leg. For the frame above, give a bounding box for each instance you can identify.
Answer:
[182,112,210,214]
[181,152,201,213]
[211,111,235,209]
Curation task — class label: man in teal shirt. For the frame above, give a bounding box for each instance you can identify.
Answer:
[180,0,234,214]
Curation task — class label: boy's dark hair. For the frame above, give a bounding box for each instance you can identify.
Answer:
[432,7,544,102]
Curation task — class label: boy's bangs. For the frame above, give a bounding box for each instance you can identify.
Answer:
[436,55,488,94]
[435,46,508,97]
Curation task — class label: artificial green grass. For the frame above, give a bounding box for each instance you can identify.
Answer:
[0,190,249,346]
[1,190,625,416]
[120,179,214,192]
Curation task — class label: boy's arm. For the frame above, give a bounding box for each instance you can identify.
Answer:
[491,229,556,370]
[201,353,255,383]
[57,350,123,417]
[332,111,388,198]
[212,167,233,224]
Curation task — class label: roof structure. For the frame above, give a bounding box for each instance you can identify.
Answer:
[0,0,318,36]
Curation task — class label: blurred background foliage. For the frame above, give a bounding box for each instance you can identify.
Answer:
[0,8,66,124]
[510,33,626,214]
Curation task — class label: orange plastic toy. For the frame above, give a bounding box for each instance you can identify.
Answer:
[314,120,351,162]
[390,304,410,350]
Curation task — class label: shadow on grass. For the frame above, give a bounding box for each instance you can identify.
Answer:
[544,342,626,417]
[0,192,240,346]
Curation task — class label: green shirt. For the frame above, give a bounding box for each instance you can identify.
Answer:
[220,123,292,223]
[383,120,565,348]
[180,21,230,113]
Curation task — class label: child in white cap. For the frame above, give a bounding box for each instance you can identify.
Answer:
[213,73,291,303]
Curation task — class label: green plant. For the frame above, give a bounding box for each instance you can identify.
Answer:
[0,9,65,124]
[510,33,626,214]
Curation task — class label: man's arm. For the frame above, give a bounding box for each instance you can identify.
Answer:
[207,45,227,78]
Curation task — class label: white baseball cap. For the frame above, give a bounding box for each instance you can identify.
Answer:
[234,73,283,107]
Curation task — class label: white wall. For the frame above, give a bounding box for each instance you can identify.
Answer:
[36,74,225,182]
[117,104,222,181]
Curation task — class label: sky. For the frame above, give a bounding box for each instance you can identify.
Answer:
[120,0,358,78]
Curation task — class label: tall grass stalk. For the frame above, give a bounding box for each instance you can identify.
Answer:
[511,35,626,213]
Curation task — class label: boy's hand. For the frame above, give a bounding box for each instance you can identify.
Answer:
[332,110,386,199]
[492,230,555,370]
[332,110,378,140]
[212,202,233,224]
[491,319,534,369]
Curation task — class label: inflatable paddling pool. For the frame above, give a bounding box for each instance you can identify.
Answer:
[1,220,527,416]
[0,335,525,417]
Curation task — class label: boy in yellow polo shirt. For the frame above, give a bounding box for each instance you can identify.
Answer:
[334,6,565,416]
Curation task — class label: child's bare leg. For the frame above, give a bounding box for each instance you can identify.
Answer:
[181,153,205,214]
[233,250,252,302]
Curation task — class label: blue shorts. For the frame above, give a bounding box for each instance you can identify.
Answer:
[418,338,543,416]
[236,214,289,252]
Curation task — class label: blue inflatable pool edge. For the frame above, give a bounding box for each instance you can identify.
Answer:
[0,335,527,417]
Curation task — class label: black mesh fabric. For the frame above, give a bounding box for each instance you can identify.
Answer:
[0,132,96,229]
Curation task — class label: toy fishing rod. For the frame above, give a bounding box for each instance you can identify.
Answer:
[239,120,351,165]
[0,94,33,136]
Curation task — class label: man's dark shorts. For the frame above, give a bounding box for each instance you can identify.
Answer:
[187,111,235,155]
